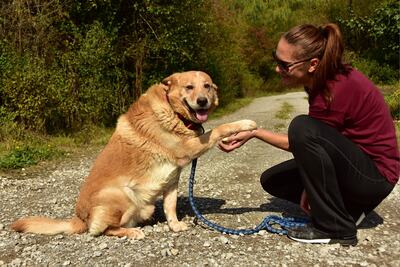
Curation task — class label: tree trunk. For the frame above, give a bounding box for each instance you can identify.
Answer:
[134,52,144,100]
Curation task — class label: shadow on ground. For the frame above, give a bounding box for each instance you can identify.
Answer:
[149,197,383,230]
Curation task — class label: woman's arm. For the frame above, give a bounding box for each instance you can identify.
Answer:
[218,128,290,152]
[253,128,290,151]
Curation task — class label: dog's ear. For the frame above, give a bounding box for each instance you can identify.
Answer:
[162,73,178,88]
[161,78,171,86]
[212,83,218,91]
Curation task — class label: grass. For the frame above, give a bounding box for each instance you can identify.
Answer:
[210,97,254,119]
[0,125,113,171]
[273,122,286,131]
[275,101,294,120]
[0,145,64,169]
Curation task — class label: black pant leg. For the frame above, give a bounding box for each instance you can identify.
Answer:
[260,159,303,204]
[288,115,394,237]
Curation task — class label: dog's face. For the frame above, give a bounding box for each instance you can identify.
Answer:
[162,71,218,123]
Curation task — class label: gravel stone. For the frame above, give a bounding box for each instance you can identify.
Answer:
[99,243,108,250]
[219,236,230,244]
[170,248,179,256]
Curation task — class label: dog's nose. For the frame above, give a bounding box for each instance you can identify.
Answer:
[197,97,208,107]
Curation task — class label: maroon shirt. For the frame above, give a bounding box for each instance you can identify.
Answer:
[309,68,400,185]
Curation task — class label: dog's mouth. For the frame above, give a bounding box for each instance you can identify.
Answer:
[194,109,209,122]
[184,99,209,123]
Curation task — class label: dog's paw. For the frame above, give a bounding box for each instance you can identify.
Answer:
[168,221,189,232]
[236,119,257,131]
[125,228,145,239]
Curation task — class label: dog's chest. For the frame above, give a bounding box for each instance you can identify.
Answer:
[148,161,181,188]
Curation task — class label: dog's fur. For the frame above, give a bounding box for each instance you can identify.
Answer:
[12,71,257,239]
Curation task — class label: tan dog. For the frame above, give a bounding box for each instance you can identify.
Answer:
[12,71,257,239]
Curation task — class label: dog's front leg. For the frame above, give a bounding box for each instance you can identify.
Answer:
[163,182,188,232]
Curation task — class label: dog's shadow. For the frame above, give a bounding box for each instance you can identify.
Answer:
[146,196,383,229]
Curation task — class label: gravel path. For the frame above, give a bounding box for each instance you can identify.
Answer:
[0,92,399,266]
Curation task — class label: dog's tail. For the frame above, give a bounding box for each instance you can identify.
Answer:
[11,216,87,235]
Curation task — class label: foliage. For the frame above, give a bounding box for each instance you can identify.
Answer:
[337,1,400,74]
[203,1,263,105]
[0,0,398,138]
[0,145,64,169]
[0,106,25,143]
[344,51,399,85]
[0,0,216,132]
[384,84,400,120]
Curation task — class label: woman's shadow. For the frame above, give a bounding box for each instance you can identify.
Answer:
[148,196,383,229]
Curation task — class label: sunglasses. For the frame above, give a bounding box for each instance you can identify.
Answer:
[272,50,313,73]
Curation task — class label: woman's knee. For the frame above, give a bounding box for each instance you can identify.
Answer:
[288,115,316,151]
[260,168,284,196]
[259,168,302,203]
[260,170,272,192]
[260,172,278,197]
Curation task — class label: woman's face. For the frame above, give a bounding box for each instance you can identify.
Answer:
[274,38,316,88]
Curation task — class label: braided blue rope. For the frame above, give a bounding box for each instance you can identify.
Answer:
[188,158,309,235]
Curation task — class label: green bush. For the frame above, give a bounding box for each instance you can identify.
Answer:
[350,56,398,85]
[1,56,51,131]
[1,22,129,133]
[0,107,26,144]
[200,1,264,105]
[337,1,400,70]
[53,22,129,130]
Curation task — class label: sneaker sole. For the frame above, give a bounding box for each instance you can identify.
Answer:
[289,236,357,246]
[288,236,330,244]
[356,212,365,226]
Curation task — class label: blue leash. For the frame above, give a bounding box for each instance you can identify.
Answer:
[188,158,309,235]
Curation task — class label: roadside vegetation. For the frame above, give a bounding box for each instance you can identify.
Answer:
[275,102,295,121]
[0,0,398,170]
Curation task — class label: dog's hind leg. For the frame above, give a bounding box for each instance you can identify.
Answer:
[89,204,148,239]
[104,226,145,239]
[105,205,153,239]
[137,204,155,223]
[120,204,155,227]
[88,206,121,236]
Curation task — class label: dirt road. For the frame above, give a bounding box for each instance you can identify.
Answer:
[1,92,399,266]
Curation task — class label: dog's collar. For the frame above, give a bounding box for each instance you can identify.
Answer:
[165,92,203,132]
[177,113,203,131]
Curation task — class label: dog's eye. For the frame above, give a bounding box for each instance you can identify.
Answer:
[204,83,211,90]
[186,85,194,90]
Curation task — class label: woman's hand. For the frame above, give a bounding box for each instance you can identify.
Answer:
[218,130,256,152]
[300,190,311,215]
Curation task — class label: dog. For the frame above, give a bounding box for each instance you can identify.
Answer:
[12,71,257,239]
